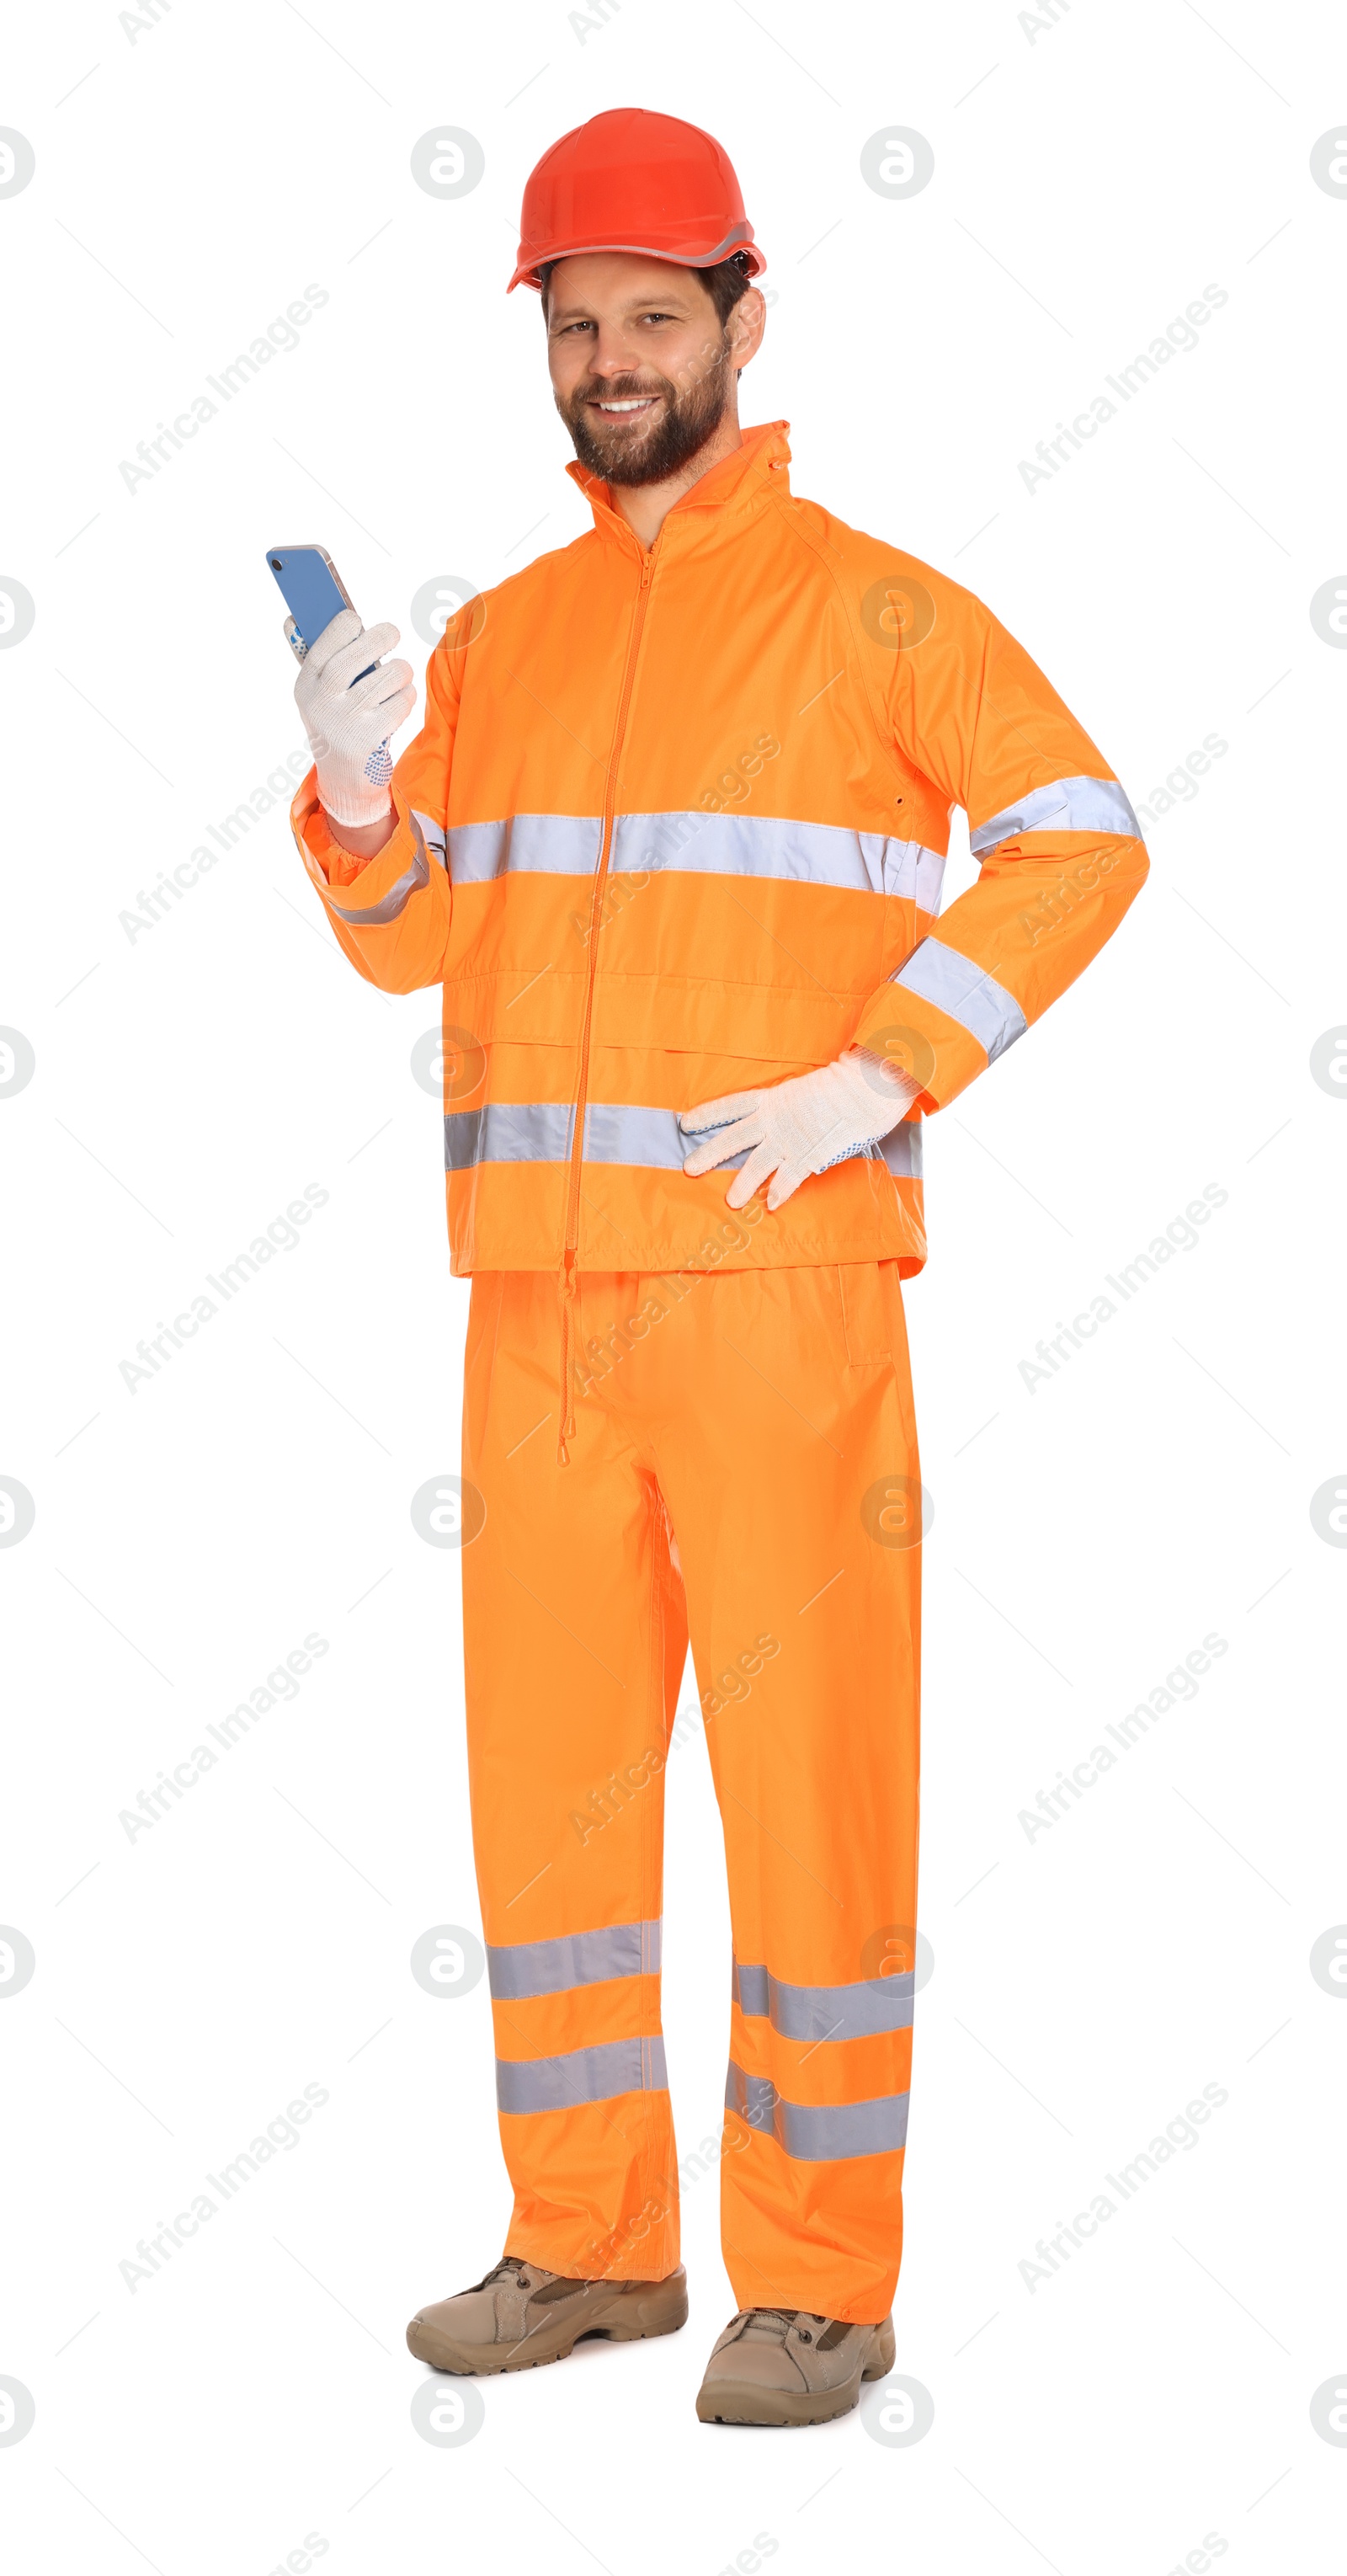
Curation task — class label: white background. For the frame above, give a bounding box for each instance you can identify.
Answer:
[3,3,1345,2570]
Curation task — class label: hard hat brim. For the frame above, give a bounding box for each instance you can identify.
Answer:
[508,227,766,294]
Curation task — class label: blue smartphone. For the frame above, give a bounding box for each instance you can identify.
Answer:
[265,544,375,680]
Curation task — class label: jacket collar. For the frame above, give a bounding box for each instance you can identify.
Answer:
[567,419,792,556]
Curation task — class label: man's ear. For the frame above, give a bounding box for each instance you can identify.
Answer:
[728,285,767,376]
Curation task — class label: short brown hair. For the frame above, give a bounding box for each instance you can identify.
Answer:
[698,251,757,324]
[538,250,756,322]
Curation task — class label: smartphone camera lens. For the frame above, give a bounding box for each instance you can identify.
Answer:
[269,557,282,569]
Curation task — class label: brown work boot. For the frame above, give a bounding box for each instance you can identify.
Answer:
[407,2256,688,2376]
[695,2306,896,2425]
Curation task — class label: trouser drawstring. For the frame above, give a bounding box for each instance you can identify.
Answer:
[556,1258,578,1466]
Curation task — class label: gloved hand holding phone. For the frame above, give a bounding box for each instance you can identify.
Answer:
[266,545,416,839]
[290,608,415,829]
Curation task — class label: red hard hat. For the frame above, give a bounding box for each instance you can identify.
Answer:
[508,106,765,293]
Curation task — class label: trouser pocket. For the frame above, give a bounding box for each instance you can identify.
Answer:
[838,1261,892,1366]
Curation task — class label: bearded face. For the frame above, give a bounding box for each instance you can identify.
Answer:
[555,333,734,487]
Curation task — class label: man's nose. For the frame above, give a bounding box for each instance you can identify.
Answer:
[586,335,647,379]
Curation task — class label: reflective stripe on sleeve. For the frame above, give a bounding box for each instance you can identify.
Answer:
[969,774,1140,856]
[891,936,1027,1064]
[732,1958,915,2040]
[725,2061,909,2161]
[322,812,430,927]
[487,1917,662,2002]
[878,1120,922,1181]
[497,2034,668,2116]
[412,811,448,869]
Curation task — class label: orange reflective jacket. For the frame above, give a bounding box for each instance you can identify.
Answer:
[290,420,1147,1277]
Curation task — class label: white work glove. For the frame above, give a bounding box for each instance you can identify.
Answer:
[289,606,416,829]
[680,1049,921,1213]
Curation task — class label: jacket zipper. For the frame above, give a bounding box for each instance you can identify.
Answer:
[562,539,659,1274]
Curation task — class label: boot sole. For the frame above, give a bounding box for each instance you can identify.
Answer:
[695,2317,896,2427]
[408,2273,689,2376]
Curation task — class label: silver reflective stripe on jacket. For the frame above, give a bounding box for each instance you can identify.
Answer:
[322,812,430,926]
[446,1102,751,1174]
[497,2034,668,2116]
[891,936,1027,1064]
[448,813,602,883]
[969,774,1140,856]
[438,810,945,904]
[586,1103,751,1169]
[610,812,946,906]
[447,1102,572,1171]
[725,2061,909,2161]
[732,1957,915,2040]
[487,1917,662,2002]
[446,1101,921,1177]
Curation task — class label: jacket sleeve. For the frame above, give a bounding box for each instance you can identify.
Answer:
[849,560,1149,1108]
[287,605,471,995]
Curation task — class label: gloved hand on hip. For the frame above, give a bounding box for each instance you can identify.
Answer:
[290,607,417,828]
[680,1050,921,1213]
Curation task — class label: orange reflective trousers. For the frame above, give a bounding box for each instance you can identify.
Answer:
[462,1253,921,2325]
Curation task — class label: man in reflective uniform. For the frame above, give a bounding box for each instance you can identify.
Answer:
[288,108,1147,2427]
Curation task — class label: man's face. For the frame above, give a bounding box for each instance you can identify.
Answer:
[545,253,759,487]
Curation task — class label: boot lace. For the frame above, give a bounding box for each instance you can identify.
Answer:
[737,2305,826,2342]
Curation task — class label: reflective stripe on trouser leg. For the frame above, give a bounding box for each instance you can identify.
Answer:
[461,1270,685,2282]
[488,1917,663,2000]
[724,2061,909,2159]
[731,1956,914,2039]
